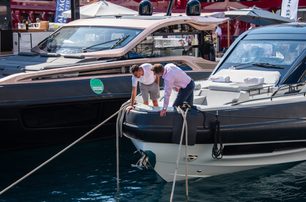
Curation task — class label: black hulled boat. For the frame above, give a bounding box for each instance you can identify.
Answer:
[122,23,306,181]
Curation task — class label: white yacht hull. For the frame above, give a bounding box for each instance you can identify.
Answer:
[130,138,306,182]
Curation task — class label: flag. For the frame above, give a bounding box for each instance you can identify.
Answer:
[281,0,299,21]
[54,0,71,23]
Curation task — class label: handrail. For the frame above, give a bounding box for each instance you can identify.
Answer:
[0,56,213,84]
[231,82,306,106]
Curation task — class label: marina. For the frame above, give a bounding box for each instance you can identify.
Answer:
[1,138,306,201]
[0,14,220,150]
[1,0,306,201]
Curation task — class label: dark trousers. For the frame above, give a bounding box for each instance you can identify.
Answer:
[173,80,195,107]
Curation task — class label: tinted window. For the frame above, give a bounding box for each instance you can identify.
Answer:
[218,39,306,78]
[38,26,143,54]
[127,24,201,59]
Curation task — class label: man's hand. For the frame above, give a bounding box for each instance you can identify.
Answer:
[174,87,180,92]
[160,108,167,117]
[126,105,135,112]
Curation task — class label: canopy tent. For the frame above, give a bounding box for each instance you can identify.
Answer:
[150,12,228,31]
[203,0,247,11]
[152,12,226,19]
[63,0,137,19]
[110,0,139,11]
[186,15,229,31]
[225,7,293,26]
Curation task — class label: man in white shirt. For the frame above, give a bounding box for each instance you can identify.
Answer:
[128,63,160,110]
[215,25,222,52]
[152,63,195,117]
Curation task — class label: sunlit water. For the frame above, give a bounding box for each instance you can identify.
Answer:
[0,138,306,202]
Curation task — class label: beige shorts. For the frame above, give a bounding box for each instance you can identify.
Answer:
[139,82,160,102]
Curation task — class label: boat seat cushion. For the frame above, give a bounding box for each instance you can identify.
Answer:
[207,82,263,92]
[211,69,281,84]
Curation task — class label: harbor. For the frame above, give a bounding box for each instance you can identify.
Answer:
[1,0,306,201]
[1,138,306,201]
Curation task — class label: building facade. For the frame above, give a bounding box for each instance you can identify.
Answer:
[10,0,98,29]
[8,0,306,50]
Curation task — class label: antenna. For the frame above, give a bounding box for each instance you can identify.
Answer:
[166,0,175,16]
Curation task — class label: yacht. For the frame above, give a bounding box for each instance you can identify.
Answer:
[122,23,306,181]
[0,10,226,150]
[0,14,221,76]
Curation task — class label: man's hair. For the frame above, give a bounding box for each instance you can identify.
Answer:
[152,64,164,74]
[130,65,140,74]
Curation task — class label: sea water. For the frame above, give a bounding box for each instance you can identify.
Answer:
[0,138,306,202]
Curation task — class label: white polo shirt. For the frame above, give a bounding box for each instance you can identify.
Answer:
[131,63,156,87]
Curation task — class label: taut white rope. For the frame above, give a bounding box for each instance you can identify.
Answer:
[0,105,127,196]
[170,107,189,202]
[115,100,130,198]
[184,108,189,201]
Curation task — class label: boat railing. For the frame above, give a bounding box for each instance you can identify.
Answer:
[246,81,306,99]
[271,82,306,98]
[232,82,306,106]
[247,85,274,97]
[0,56,209,84]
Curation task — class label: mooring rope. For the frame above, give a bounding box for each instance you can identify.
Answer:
[115,100,130,197]
[184,108,189,201]
[211,112,223,159]
[116,100,130,138]
[170,107,189,202]
[0,104,128,196]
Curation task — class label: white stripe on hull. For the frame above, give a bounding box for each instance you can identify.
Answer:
[131,138,306,182]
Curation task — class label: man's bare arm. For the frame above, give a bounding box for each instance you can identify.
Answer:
[130,86,137,106]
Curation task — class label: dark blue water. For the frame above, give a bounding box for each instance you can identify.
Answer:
[1,138,306,202]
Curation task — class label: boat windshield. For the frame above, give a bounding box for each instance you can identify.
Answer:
[219,40,306,76]
[37,26,143,54]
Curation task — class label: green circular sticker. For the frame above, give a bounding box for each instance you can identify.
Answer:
[90,78,104,95]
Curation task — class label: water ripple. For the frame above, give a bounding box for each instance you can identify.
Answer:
[1,139,306,202]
